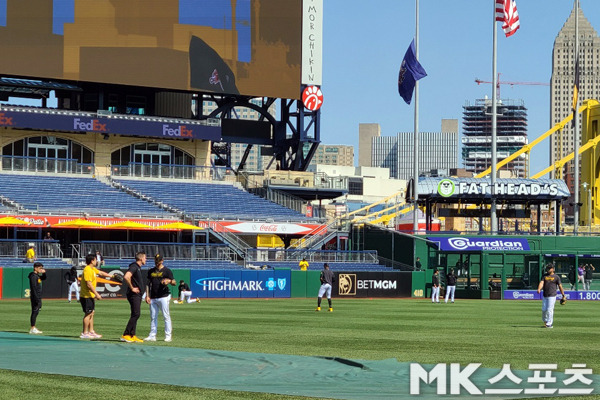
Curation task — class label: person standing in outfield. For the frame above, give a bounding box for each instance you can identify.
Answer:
[445,268,457,303]
[28,262,46,334]
[577,265,585,289]
[177,280,199,303]
[121,251,146,343]
[80,254,114,339]
[145,254,175,342]
[431,269,440,303]
[316,263,335,312]
[537,264,565,329]
[65,266,80,303]
[299,258,309,271]
[584,264,595,290]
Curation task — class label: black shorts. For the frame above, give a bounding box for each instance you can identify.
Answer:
[30,298,42,311]
[80,297,96,314]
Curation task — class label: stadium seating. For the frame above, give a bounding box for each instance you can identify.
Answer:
[0,174,169,216]
[0,258,72,269]
[102,258,244,270]
[261,261,392,272]
[114,179,309,221]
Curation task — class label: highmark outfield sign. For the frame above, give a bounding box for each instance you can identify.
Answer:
[429,237,530,252]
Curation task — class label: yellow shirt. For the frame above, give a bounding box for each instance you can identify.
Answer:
[80,265,100,298]
[26,248,35,259]
[299,260,309,271]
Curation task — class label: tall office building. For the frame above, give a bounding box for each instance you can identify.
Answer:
[550,4,600,176]
[202,98,276,171]
[358,123,381,167]
[308,144,354,167]
[368,119,459,180]
[462,98,528,177]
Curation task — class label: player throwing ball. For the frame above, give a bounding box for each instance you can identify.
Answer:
[316,263,335,312]
[537,264,565,328]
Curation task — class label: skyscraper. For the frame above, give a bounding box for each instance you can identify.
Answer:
[367,119,459,180]
[462,98,528,177]
[550,4,600,175]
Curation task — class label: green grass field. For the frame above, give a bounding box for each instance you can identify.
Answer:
[0,297,598,400]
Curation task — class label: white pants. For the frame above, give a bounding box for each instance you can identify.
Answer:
[68,282,80,302]
[149,296,172,337]
[445,286,456,303]
[180,290,196,303]
[318,283,332,298]
[542,296,556,327]
[431,286,440,302]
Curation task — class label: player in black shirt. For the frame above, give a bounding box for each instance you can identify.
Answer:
[28,262,46,334]
[144,254,175,342]
[121,251,146,343]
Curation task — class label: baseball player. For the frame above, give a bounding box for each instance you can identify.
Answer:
[316,263,335,312]
[445,268,457,303]
[431,269,440,303]
[28,262,46,334]
[145,254,175,342]
[537,264,565,328]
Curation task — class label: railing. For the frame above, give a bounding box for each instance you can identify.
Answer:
[377,255,414,271]
[247,186,306,214]
[201,220,251,259]
[245,249,378,264]
[80,241,234,261]
[1,156,94,175]
[0,239,62,258]
[111,163,232,181]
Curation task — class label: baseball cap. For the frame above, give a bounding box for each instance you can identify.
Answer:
[155,253,164,263]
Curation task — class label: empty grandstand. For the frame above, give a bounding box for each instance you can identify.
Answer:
[0,173,171,217]
[114,179,310,221]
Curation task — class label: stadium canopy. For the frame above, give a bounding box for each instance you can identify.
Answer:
[0,77,81,100]
[268,185,347,202]
[410,177,571,233]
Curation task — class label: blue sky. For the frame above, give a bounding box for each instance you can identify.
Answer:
[320,0,600,175]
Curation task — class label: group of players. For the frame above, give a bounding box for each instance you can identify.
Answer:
[28,251,199,342]
[28,256,338,338]
[430,263,566,328]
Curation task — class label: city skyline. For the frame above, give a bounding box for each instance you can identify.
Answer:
[321,0,600,176]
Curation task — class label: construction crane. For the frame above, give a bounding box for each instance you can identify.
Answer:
[475,73,549,98]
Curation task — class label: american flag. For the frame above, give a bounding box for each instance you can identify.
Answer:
[495,0,520,37]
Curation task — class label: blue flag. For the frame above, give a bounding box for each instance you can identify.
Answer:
[398,39,427,105]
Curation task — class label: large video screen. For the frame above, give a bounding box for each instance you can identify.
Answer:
[0,0,311,100]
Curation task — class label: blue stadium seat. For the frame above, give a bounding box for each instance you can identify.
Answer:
[115,179,310,221]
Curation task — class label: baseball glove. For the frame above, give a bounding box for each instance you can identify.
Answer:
[111,273,124,283]
[560,297,567,305]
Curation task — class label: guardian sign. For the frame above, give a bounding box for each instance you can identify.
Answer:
[429,237,530,252]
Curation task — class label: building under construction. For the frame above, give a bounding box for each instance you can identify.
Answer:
[462,98,528,178]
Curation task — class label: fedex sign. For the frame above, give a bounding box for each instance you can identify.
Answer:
[162,124,193,137]
[0,112,14,126]
[73,118,107,132]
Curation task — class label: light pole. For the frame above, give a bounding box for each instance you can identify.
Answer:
[582,182,592,229]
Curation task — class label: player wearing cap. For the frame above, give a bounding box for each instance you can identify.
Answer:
[144,254,175,342]
[80,254,114,339]
[121,251,146,343]
[316,263,335,312]
[431,269,440,303]
[28,262,46,334]
[537,264,565,328]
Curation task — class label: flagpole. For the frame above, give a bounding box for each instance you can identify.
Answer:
[573,0,580,234]
[491,0,498,234]
[413,0,420,233]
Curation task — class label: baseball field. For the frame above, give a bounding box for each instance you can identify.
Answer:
[0,298,598,400]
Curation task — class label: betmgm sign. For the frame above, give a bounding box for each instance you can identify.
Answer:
[335,272,411,298]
